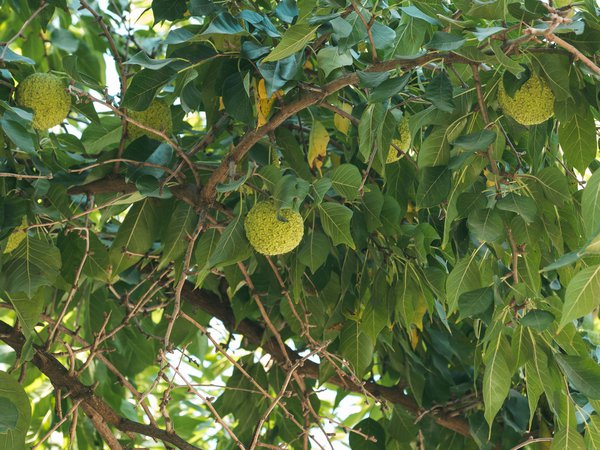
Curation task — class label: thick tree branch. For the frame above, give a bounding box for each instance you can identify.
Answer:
[0,321,202,450]
[197,52,472,207]
[180,283,473,437]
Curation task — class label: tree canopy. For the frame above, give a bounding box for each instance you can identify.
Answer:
[0,0,600,449]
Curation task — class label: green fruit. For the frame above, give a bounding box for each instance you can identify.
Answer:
[127,99,173,141]
[386,116,411,164]
[15,73,71,130]
[244,201,304,255]
[498,74,554,126]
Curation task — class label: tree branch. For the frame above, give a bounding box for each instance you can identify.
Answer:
[0,321,202,450]
[180,283,473,437]
[197,52,473,208]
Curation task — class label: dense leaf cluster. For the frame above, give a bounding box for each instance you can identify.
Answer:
[0,0,599,449]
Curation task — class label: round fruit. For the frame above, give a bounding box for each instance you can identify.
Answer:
[498,74,554,126]
[127,99,173,141]
[244,201,304,255]
[15,73,71,130]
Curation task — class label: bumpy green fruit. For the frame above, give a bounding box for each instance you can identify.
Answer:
[244,201,304,255]
[386,116,411,164]
[127,100,173,140]
[498,75,554,126]
[15,73,71,130]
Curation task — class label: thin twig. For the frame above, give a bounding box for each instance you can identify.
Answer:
[509,437,553,450]
[350,0,377,62]
[33,398,84,449]
[70,87,200,185]
[470,64,501,189]
[0,172,52,179]
[47,228,90,346]
[78,0,130,174]
[0,2,48,61]
[248,345,326,450]
[164,355,247,450]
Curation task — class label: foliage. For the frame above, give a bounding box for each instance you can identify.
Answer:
[0,0,599,449]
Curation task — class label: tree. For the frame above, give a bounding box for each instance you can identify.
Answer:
[0,0,599,448]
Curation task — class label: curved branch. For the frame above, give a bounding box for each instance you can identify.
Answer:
[198,52,473,207]
[0,321,201,450]
[180,283,473,437]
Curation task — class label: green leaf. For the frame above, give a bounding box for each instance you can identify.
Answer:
[349,418,385,450]
[202,12,244,34]
[0,48,35,65]
[159,203,198,269]
[358,103,380,161]
[400,5,440,25]
[536,167,571,206]
[496,194,537,223]
[1,117,35,154]
[490,41,526,76]
[207,212,252,268]
[331,164,361,201]
[559,108,597,173]
[319,203,355,249]
[0,400,18,433]
[416,166,451,208]
[262,24,319,62]
[81,116,122,153]
[4,290,47,339]
[273,174,310,211]
[0,371,31,450]
[425,72,455,113]
[417,127,449,168]
[525,342,547,426]
[316,47,353,77]
[520,310,555,331]
[458,287,493,320]
[585,415,600,449]
[559,264,600,330]
[582,170,600,239]
[362,188,384,232]
[393,15,426,56]
[339,321,373,377]
[369,74,410,103]
[446,250,482,314]
[122,67,176,111]
[483,335,512,427]
[551,426,586,450]
[298,231,330,273]
[2,235,61,298]
[370,22,395,50]
[361,300,388,342]
[452,130,496,151]
[473,26,507,41]
[222,72,253,123]
[152,0,187,22]
[125,52,177,70]
[109,199,162,276]
[532,53,572,101]
[467,208,504,242]
[555,354,600,399]
[426,31,466,51]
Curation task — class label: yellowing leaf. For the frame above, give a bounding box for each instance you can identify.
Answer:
[308,120,329,174]
[255,79,277,128]
[3,218,27,254]
[409,327,419,349]
[333,103,353,136]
